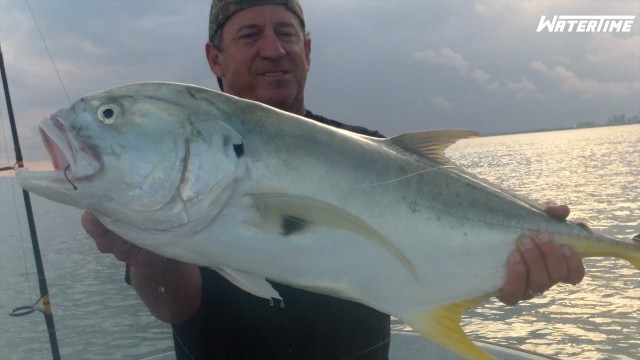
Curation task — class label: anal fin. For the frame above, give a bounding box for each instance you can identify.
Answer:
[405,294,494,360]
[213,267,282,300]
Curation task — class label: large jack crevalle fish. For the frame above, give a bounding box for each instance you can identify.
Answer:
[17,82,640,359]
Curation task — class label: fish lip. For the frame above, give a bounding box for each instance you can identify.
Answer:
[40,120,68,171]
[39,115,102,184]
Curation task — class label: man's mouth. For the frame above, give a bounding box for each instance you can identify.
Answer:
[261,71,288,77]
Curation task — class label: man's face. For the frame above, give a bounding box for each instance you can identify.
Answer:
[207,5,311,114]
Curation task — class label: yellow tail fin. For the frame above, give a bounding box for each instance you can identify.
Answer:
[405,294,494,360]
[628,246,640,270]
[573,233,640,271]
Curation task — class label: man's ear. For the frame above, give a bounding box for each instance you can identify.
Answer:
[304,37,311,71]
[205,42,224,77]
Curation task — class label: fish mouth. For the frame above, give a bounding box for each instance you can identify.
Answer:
[36,115,102,187]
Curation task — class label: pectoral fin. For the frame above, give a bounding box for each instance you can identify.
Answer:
[249,193,419,281]
[405,294,494,360]
[214,267,282,300]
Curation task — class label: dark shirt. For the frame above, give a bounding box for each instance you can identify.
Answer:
[172,111,390,359]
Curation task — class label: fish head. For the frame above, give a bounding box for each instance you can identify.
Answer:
[17,83,246,243]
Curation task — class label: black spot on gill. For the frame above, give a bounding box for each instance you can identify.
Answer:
[233,143,244,158]
[281,215,309,236]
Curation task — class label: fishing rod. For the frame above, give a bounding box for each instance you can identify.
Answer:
[0,43,62,360]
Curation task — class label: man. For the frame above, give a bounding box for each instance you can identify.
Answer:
[82,0,586,358]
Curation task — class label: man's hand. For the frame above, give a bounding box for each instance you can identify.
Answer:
[81,211,165,268]
[81,211,201,323]
[497,204,586,306]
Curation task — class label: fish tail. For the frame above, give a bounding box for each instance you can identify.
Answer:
[629,251,640,271]
[405,294,495,360]
[571,233,640,271]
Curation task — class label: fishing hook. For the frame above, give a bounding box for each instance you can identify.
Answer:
[64,165,78,190]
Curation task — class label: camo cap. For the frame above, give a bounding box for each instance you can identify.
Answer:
[209,0,305,40]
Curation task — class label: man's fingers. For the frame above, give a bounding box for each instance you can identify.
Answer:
[82,211,165,267]
[498,228,585,307]
[543,204,570,220]
[560,245,585,285]
[497,251,528,306]
[82,211,126,253]
[518,235,550,294]
[81,211,110,241]
[533,232,569,284]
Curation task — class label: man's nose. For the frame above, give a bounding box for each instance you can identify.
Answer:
[258,30,286,59]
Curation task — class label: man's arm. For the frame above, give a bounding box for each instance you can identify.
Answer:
[81,212,201,324]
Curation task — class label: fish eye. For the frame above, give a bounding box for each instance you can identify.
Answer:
[97,103,121,124]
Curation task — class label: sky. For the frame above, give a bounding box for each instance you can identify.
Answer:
[0,0,638,166]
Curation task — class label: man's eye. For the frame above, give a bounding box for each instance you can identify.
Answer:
[277,30,298,40]
[239,32,259,40]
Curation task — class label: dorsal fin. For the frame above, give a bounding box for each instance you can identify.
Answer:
[387,129,478,166]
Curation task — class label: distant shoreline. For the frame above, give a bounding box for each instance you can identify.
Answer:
[481,122,640,137]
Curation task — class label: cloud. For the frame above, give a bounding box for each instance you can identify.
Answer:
[585,34,640,75]
[530,61,640,99]
[528,60,547,73]
[431,96,453,109]
[415,47,544,98]
[473,0,537,19]
[506,77,543,99]
[469,69,502,90]
[414,47,469,74]
[470,69,491,83]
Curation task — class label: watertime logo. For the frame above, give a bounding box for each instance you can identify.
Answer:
[537,15,635,33]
